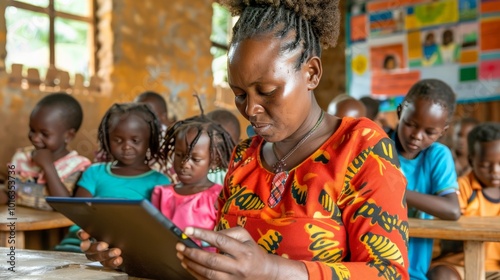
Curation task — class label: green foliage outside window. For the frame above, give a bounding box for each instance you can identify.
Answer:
[211,3,231,84]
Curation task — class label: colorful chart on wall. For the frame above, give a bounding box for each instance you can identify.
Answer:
[346,0,500,111]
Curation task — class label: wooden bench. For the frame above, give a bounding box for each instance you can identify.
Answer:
[0,205,73,249]
[409,216,500,280]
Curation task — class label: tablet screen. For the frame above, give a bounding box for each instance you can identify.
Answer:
[46,197,199,280]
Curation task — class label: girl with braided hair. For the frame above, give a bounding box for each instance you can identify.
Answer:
[74,103,170,198]
[56,103,170,252]
[80,1,409,279]
[151,114,235,238]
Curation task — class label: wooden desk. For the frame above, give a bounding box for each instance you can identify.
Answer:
[0,247,148,279]
[409,216,500,280]
[0,205,73,249]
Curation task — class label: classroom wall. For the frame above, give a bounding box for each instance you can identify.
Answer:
[0,0,215,179]
[316,0,500,129]
[315,0,347,109]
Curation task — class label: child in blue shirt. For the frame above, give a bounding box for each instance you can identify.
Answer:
[55,103,170,252]
[391,79,461,280]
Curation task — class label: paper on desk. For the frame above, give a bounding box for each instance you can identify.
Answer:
[85,261,104,268]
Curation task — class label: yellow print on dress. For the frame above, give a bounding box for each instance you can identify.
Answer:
[233,138,252,163]
[318,189,343,224]
[369,139,401,175]
[327,263,351,280]
[354,201,409,245]
[339,147,372,206]
[226,175,242,196]
[223,186,265,213]
[291,180,308,205]
[305,223,343,263]
[313,149,330,164]
[361,232,404,280]
[257,229,283,254]
[237,216,247,227]
[216,216,230,231]
[344,147,372,185]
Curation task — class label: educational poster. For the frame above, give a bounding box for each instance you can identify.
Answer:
[405,0,459,30]
[370,43,405,71]
[347,0,500,109]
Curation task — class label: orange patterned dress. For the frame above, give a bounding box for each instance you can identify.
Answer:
[217,117,409,279]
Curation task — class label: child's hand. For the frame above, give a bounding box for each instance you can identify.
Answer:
[31,149,53,168]
[78,230,123,269]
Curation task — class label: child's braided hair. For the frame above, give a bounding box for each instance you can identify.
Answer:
[97,103,164,164]
[163,95,235,170]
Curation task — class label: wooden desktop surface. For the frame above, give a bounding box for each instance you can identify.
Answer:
[0,205,73,231]
[409,216,500,280]
[0,247,149,279]
[409,216,500,241]
[0,205,73,249]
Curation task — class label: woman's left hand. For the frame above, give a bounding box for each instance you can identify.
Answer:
[176,227,287,280]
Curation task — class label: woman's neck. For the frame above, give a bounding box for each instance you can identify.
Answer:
[263,112,340,173]
[274,107,324,152]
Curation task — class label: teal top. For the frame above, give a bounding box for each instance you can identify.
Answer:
[78,162,171,199]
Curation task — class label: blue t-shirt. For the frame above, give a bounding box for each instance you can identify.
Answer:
[392,133,458,280]
[77,162,171,200]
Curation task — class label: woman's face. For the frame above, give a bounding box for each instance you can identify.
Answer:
[227,36,320,143]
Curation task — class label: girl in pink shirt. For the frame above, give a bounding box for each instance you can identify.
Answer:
[151,114,235,234]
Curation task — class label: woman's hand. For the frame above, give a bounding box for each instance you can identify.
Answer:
[176,227,307,280]
[78,230,123,269]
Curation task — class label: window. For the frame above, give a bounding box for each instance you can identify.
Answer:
[210,3,231,86]
[5,0,95,81]
[211,3,239,109]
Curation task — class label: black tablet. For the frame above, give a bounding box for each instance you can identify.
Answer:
[45,197,200,280]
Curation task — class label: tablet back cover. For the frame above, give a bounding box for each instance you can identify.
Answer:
[46,197,197,280]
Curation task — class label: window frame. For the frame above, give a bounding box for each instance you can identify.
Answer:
[6,0,97,77]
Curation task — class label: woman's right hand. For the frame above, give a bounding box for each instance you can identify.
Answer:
[78,230,123,269]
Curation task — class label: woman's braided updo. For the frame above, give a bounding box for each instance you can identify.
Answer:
[220,0,340,68]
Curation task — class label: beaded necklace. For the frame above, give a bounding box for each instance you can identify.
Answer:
[268,110,325,208]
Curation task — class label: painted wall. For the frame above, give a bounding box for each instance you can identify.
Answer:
[315,0,347,109]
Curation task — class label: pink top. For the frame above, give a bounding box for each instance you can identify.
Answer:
[151,183,223,231]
